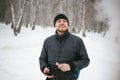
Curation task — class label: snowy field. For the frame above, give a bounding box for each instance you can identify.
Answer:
[0,23,120,80]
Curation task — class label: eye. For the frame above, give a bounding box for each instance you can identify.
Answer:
[57,20,61,23]
[63,20,67,22]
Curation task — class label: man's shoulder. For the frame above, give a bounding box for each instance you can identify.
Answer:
[69,33,84,45]
[45,34,55,41]
[70,33,82,41]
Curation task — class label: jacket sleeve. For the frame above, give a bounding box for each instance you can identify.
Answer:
[72,38,90,70]
[39,39,48,72]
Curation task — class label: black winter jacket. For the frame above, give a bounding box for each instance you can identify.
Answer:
[39,30,90,80]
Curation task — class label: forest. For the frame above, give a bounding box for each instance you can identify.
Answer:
[0,0,109,36]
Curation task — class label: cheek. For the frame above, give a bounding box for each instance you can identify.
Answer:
[55,23,60,27]
[55,26,59,30]
[65,23,69,27]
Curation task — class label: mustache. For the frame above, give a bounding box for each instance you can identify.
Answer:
[59,24,65,26]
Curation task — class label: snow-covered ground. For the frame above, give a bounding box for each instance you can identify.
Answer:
[0,23,120,80]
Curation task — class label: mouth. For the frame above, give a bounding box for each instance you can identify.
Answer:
[59,25,65,28]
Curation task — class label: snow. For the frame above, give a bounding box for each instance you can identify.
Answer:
[0,23,120,80]
[0,24,54,80]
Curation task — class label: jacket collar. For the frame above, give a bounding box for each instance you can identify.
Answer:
[55,30,70,40]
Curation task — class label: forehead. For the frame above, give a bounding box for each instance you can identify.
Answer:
[56,19,67,21]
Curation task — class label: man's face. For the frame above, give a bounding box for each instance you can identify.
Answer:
[55,19,69,33]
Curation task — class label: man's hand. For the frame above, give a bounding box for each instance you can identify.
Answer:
[56,62,71,72]
[43,67,54,78]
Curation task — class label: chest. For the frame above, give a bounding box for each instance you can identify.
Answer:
[47,38,79,61]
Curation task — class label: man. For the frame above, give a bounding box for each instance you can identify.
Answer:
[39,14,90,80]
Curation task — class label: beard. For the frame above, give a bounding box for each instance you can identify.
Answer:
[57,29,67,33]
[57,26,68,33]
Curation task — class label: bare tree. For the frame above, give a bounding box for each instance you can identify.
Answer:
[32,0,40,30]
[9,0,28,35]
[0,0,109,36]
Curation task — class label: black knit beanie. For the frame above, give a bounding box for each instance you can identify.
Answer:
[54,14,69,27]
